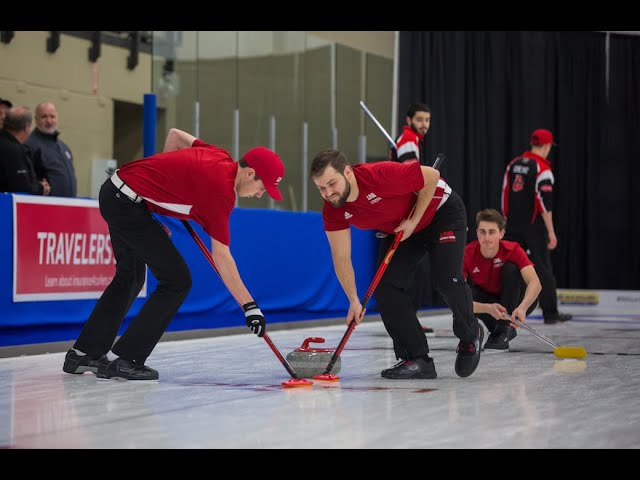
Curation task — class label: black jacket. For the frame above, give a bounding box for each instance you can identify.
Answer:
[25,129,76,197]
[0,129,45,195]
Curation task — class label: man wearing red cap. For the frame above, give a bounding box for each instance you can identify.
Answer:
[63,128,285,380]
[501,128,571,324]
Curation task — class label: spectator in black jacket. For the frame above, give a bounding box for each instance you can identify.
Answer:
[0,106,51,196]
[25,101,77,197]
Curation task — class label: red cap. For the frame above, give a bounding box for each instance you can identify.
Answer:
[243,147,284,201]
[530,128,556,146]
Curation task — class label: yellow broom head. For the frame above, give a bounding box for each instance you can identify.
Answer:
[554,346,588,359]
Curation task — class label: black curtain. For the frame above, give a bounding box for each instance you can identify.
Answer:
[398,31,639,290]
[601,35,640,289]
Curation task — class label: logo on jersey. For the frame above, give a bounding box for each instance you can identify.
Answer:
[344,212,353,220]
[472,266,480,274]
[512,174,524,192]
[366,192,382,205]
[493,257,503,268]
[439,231,456,243]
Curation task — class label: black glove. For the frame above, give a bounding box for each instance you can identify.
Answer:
[243,301,266,337]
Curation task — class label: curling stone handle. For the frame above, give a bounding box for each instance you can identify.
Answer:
[300,337,326,349]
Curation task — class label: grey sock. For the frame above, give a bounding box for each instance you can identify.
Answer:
[106,350,119,362]
[72,348,87,356]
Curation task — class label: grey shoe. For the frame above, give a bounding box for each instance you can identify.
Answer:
[96,355,159,381]
[63,349,99,374]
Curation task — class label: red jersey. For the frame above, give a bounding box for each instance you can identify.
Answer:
[395,125,424,163]
[117,139,237,245]
[463,240,533,296]
[322,160,450,234]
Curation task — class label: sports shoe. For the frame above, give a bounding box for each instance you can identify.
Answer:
[381,356,437,379]
[455,323,484,378]
[62,349,99,374]
[483,327,517,351]
[96,355,159,381]
[543,312,572,324]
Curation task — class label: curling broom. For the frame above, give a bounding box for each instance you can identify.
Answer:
[504,313,587,359]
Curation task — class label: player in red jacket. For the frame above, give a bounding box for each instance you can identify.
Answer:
[463,209,542,351]
[63,128,285,380]
[311,148,483,380]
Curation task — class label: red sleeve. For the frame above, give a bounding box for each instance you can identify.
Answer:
[191,138,208,148]
[375,160,425,195]
[511,244,534,270]
[322,202,350,232]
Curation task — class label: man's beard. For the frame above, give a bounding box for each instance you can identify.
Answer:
[328,176,350,208]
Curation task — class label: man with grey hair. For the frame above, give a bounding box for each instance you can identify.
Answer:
[0,106,51,195]
[25,101,77,197]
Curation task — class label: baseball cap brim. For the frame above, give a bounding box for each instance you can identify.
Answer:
[263,182,283,201]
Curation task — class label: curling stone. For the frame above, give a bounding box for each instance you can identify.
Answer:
[286,337,341,378]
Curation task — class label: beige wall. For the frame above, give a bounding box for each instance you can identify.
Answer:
[0,31,392,202]
[308,31,394,59]
[0,32,152,197]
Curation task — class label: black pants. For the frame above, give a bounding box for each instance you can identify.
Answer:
[73,178,192,364]
[374,191,478,361]
[505,223,558,316]
[471,262,538,333]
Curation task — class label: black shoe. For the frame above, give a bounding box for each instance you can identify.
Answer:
[484,327,517,351]
[62,349,99,374]
[455,323,483,378]
[544,312,572,324]
[381,356,437,379]
[96,355,159,381]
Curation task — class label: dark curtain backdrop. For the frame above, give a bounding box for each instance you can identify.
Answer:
[602,35,640,289]
[399,31,638,290]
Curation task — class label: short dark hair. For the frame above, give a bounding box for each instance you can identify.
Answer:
[475,208,506,231]
[310,148,349,178]
[0,98,13,108]
[238,156,262,181]
[3,107,32,132]
[406,102,431,119]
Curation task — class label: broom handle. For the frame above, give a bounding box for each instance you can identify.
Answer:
[181,219,301,379]
[322,152,445,375]
[322,229,405,374]
[504,313,559,349]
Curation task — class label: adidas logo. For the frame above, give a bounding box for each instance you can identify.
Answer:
[344,212,353,220]
[472,266,480,274]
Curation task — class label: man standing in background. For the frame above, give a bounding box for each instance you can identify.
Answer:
[501,128,571,324]
[25,101,77,197]
[392,103,435,334]
[0,106,51,196]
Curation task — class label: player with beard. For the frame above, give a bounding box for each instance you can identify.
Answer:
[391,103,437,332]
[310,148,483,380]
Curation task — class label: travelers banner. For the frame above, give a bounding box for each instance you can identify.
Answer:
[13,195,146,301]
